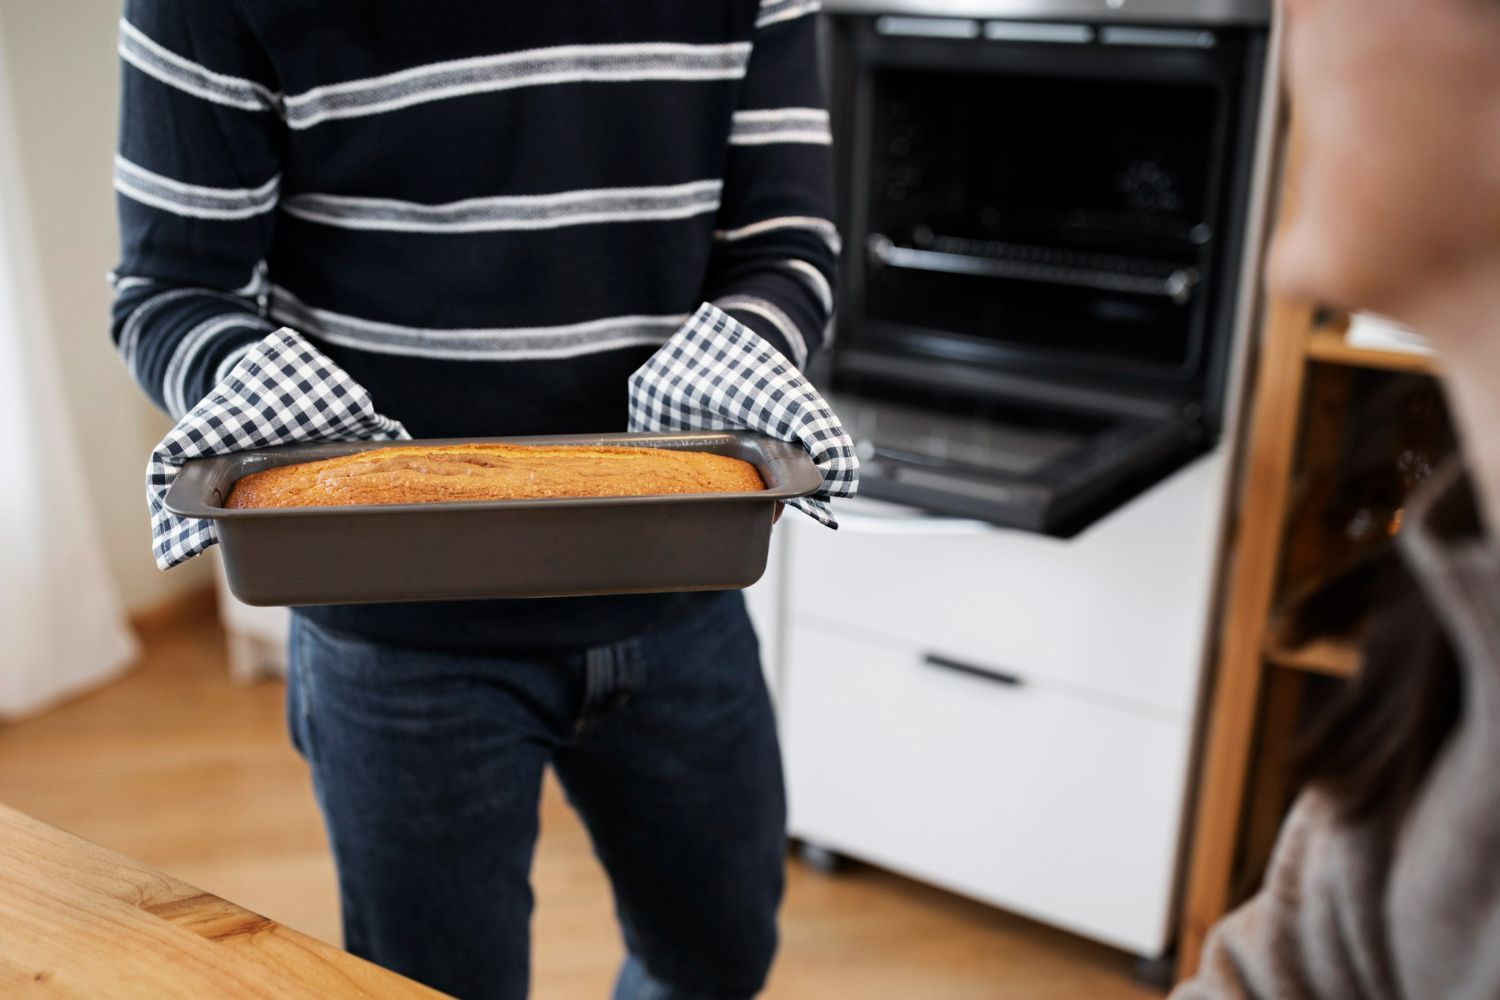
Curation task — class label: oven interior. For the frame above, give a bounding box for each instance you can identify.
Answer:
[825,16,1269,535]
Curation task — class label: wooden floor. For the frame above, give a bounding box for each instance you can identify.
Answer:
[0,618,1161,1000]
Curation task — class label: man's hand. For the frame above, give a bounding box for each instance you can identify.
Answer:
[627,304,859,529]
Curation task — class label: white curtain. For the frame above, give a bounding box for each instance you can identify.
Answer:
[0,41,136,718]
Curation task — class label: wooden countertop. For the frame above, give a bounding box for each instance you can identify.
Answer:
[0,803,446,998]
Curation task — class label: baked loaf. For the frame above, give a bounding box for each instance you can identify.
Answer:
[223,442,765,509]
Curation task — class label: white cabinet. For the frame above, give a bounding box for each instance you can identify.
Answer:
[779,452,1238,958]
[783,622,1189,954]
[787,454,1230,719]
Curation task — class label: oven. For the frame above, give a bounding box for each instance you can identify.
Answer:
[821,1,1272,535]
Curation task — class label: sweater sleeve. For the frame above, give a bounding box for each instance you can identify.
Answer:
[111,0,285,419]
[701,0,837,371]
[1172,790,1398,1000]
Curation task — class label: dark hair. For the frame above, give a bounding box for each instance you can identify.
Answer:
[1294,542,1462,821]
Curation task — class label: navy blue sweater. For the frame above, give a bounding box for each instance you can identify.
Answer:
[113,0,836,651]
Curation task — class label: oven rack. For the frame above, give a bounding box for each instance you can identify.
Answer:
[866,231,1200,305]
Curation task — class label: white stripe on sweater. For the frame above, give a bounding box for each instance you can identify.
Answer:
[114,156,280,221]
[116,287,258,375]
[112,268,264,297]
[235,262,270,298]
[116,289,209,372]
[282,42,752,130]
[213,341,258,387]
[715,215,841,254]
[756,0,822,29]
[779,258,833,314]
[118,19,280,113]
[109,274,157,294]
[163,315,276,418]
[269,285,688,361]
[282,179,723,234]
[714,294,808,368]
[729,107,831,146]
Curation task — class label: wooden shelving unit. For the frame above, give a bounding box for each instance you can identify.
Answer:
[1174,142,1451,980]
[1262,634,1360,679]
[1175,315,1430,980]
[1305,325,1441,376]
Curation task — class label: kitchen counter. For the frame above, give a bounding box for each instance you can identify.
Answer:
[0,803,445,998]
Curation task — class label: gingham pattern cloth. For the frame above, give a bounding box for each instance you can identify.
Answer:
[148,328,409,569]
[629,302,858,527]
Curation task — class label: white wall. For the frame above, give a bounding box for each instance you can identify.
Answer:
[0,0,210,612]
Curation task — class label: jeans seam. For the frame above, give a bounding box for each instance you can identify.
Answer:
[292,623,319,765]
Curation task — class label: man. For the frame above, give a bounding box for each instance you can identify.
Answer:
[113,2,838,997]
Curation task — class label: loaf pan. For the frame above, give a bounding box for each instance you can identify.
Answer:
[164,432,821,606]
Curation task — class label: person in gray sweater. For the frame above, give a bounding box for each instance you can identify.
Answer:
[1174,0,1500,997]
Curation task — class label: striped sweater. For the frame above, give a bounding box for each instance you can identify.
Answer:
[113,0,836,650]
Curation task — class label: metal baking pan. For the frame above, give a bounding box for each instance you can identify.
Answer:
[164,432,822,606]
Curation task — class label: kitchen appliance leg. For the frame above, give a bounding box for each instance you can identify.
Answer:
[1134,951,1176,991]
[795,841,846,875]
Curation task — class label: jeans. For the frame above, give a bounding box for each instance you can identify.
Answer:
[285,591,786,1000]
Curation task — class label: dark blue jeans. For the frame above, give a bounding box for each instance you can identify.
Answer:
[285,591,785,1000]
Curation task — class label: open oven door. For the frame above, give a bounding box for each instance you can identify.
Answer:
[829,353,1212,537]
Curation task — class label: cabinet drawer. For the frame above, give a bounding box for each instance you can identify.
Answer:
[788,456,1228,715]
[782,623,1191,955]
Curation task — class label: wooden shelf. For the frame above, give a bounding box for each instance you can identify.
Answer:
[1306,327,1442,376]
[1263,634,1360,679]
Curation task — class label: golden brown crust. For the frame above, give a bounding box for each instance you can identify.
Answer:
[222,443,765,509]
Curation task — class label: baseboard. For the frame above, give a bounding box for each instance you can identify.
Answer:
[128,584,219,640]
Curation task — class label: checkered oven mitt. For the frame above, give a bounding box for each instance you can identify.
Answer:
[629,303,858,527]
[148,328,408,570]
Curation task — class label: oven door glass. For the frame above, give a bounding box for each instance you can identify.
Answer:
[829,376,1208,536]
[856,63,1233,383]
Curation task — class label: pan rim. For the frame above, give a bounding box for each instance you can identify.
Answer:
[163,431,823,520]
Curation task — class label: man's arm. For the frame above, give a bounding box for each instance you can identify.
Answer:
[112,0,285,418]
[702,0,837,371]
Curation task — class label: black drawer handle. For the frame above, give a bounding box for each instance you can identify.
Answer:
[923,653,1024,688]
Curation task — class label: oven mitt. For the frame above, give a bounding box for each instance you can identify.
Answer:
[628,303,859,528]
[148,328,409,570]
